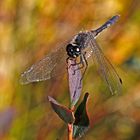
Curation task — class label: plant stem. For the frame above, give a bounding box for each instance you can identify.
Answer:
[68,123,73,140]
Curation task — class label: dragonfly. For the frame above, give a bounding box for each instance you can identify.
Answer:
[20,15,122,95]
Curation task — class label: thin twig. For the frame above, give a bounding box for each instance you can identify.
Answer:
[68,123,73,140]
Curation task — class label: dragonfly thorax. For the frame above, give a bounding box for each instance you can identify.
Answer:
[66,43,81,58]
[66,32,88,58]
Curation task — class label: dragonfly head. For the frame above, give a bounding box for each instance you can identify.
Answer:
[66,43,81,58]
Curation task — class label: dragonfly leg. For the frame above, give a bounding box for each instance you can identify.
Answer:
[72,55,85,75]
[66,57,76,69]
[77,52,88,89]
[80,52,88,81]
[66,56,85,75]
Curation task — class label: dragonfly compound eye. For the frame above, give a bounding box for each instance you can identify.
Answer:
[74,46,81,56]
[66,44,80,58]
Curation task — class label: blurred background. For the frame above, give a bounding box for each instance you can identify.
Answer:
[0,0,140,139]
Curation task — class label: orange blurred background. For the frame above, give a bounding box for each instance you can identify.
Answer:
[0,0,140,139]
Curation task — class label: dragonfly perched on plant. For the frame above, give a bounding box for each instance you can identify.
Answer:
[20,15,122,95]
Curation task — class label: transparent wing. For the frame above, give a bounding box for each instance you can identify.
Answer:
[20,46,67,84]
[87,32,122,95]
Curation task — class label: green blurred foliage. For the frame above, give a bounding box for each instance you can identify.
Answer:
[0,0,140,139]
